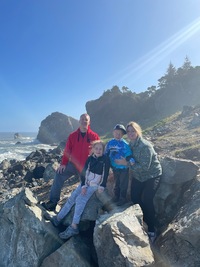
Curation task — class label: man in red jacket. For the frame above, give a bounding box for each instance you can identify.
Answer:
[42,113,100,211]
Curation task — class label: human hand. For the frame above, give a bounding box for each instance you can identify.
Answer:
[81,187,87,195]
[98,186,104,194]
[56,164,66,174]
[129,158,135,166]
[115,157,127,166]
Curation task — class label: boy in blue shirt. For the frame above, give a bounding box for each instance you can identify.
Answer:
[105,124,134,206]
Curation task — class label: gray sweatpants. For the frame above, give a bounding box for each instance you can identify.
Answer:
[57,184,98,225]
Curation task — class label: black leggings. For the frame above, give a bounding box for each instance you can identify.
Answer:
[131,176,161,232]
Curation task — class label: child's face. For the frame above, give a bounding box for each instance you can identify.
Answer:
[113,129,123,140]
[93,143,104,157]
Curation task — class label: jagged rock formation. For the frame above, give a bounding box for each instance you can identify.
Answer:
[37,112,79,144]
[0,189,155,267]
[86,64,200,134]
[0,189,64,267]
[93,205,154,267]
[0,154,199,266]
[1,105,200,266]
[156,175,200,267]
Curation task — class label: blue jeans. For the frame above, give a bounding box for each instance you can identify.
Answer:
[57,184,97,224]
[50,162,79,204]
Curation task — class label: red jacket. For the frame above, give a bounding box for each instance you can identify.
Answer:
[61,126,100,173]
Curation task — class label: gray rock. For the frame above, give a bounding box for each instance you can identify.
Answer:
[37,112,79,144]
[154,157,199,226]
[40,236,92,267]
[0,188,64,267]
[93,205,155,267]
[156,175,200,267]
[0,156,200,267]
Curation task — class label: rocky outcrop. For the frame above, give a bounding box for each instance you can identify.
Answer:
[0,188,64,267]
[154,156,199,226]
[85,67,200,134]
[37,112,79,144]
[94,205,154,267]
[0,148,63,203]
[0,189,154,267]
[14,133,22,139]
[40,236,92,267]
[156,174,200,267]
[0,153,199,266]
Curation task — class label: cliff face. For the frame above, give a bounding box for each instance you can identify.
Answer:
[37,112,79,144]
[86,67,200,134]
[36,66,200,141]
[86,92,142,135]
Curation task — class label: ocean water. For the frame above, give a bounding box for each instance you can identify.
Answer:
[0,132,56,163]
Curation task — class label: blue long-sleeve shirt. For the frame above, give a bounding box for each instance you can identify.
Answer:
[105,138,132,169]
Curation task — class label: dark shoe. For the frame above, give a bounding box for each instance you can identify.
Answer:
[102,201,115,212]
[116,199,126,206]
[59,225,79,240]
[111,197,119,203]
[148,231,157,243]
[41,201,57,211]
[50,216,61,227]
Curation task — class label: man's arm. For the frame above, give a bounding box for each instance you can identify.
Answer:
[61,134,73,166]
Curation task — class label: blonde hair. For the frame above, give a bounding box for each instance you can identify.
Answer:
[90,140,105,154]
[126,121,142,137]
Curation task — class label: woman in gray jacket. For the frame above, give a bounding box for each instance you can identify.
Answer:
[115,121,162,243]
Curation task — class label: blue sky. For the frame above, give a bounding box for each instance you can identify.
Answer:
[1,0,200,132]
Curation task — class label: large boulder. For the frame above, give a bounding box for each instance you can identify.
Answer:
[0,189,153,267]
[0,188,64,267]
[156,174,200,267]
[37,112,79,144]
[40,236,92,267]
[154,156,199,226]
[93,205,155,267]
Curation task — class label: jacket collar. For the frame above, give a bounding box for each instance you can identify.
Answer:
[130,136,141,148]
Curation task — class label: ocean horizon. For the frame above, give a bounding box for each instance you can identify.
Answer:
[0,132,56,163]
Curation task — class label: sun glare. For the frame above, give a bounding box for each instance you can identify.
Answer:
[114,16,200,86]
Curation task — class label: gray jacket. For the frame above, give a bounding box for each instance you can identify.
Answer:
[129,136,162,182]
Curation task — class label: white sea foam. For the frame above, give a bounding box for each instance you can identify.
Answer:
[0,132,56,163]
